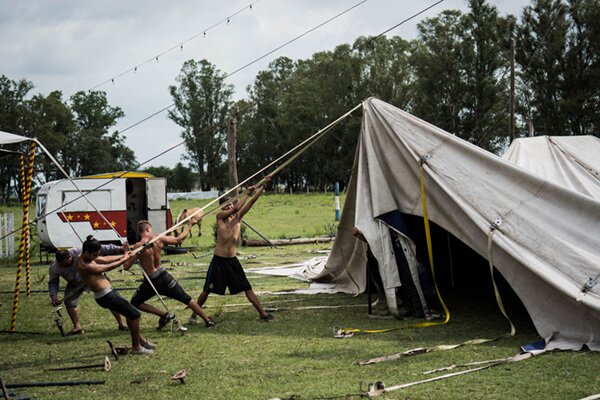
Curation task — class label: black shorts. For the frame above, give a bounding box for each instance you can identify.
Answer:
[131,270,192,307]
[204,255,252,295]
[95,290,141,320]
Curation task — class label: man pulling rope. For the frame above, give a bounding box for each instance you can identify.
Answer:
[190,175,275,323]
[129,217,215,329]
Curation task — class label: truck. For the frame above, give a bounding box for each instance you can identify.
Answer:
[36,172,173,250]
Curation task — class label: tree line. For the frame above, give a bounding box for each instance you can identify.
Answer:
[1,0,598,198]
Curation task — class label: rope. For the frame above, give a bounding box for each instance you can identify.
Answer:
[137,103,363,251]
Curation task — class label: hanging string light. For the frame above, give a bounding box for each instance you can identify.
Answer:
[88,0,262,91]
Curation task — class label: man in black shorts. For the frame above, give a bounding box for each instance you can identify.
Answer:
[130,218,214,328]
[77,235,155,355]
[190,176,274,323]
[48,245,129,335]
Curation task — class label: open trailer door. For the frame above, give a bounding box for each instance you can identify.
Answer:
[147,177,168,234]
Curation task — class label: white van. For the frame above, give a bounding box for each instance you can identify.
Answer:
[36,172,173,250]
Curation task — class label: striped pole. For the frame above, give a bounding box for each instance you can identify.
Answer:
[10,153,28,331]
[24,142,36,297]
[334,182,340,221]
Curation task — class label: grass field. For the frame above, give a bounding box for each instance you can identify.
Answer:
[0,193,599,399]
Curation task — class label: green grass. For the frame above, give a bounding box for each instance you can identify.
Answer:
[0,193,599,399]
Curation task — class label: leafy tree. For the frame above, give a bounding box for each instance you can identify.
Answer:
[24,91,75,183]
[170,162,197,192]
[517,0,570,136]
[562,0,600,136]
[238,57,296,187]
[460,0,515,152]
[144,163,198,192]
[412,1,514,153]
[67,91,135,176]
[0,75,34,201]
[411,10,466,136]
[168,59,233,190]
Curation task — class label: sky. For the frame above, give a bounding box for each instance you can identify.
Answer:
[1,0,530,169]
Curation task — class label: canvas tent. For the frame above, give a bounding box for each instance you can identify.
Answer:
[503,135,600,201]
[312,98,600,351]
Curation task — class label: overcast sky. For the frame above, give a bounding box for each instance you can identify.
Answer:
[1,0,530,169]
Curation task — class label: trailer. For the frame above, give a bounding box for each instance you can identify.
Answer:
[36,172,173,250]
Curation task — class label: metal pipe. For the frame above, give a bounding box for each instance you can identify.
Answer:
[5,380,105,389]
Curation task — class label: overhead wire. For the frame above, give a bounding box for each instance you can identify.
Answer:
[0,0,448,243]
[117,0,370,136]
[88,1,261,91]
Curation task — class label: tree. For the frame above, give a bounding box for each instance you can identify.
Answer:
[0,75,34,201]
[237,57,296,186]
[24,91,75,183]
[411,10,466,136]
[411,1,515,153]
[460,0,515,152]
[517,0,570,136]
[562,0,600,136]
[66,90,135,176]
[168,59,233,190]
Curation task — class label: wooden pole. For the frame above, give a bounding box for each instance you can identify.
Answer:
[509,38,515,143]
[228,114,239,198]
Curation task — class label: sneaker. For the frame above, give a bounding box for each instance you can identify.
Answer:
[65,329,84,336]
[259,313,276,323]
[118,325,128,331]
[131,346,154,355]
[157,312,176,330]
[188,314,198,324]
[143,340,157,350]
[205,317,216,328]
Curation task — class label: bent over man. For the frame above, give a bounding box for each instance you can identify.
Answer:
[130,217,214,329]
[77,235,155,355]
[49,244,128,335]
[191,176,274,323]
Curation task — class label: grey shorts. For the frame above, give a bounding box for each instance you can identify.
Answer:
[64,282,86,308]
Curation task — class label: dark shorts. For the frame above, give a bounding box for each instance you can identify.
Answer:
[95,290,141,320]
[131,270,192,307]
[64,282,86,308]
[204,255,252,295]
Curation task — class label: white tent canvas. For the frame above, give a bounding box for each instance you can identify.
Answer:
[503,135,600,201]
[314,98,600,351]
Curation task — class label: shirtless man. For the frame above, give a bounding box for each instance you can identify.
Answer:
[77,235,155,355]
[49,245,128,335]
[190,176,274,323]
[130,217,214,329]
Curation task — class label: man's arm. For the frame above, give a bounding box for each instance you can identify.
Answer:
[48,262,62,305]
[216,193,249,221]
[238,176,272,220]
[83,253,134,274]
[162,213,203,245]
[99,243,125,256]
